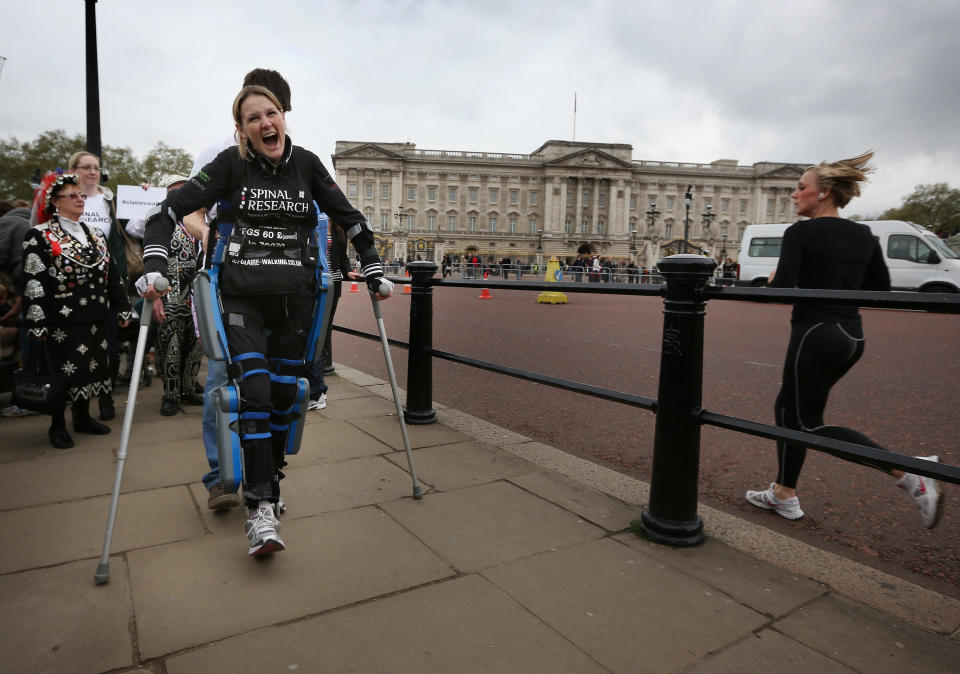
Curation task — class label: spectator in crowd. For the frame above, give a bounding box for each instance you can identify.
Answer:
[184,68,294,515]
[21,173,131,448]
[152,176,203,416]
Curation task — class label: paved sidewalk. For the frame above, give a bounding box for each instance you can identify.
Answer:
[1,365,959,673]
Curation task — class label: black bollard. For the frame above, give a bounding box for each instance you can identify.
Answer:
[404,261,438,424]
[636,254,716,546]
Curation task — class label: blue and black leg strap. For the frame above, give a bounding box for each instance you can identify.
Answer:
[228,352,270,383]
[237,411,272,442]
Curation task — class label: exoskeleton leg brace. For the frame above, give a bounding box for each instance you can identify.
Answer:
[191,209,332,494]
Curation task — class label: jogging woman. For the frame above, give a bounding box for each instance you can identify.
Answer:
[746,151,943,528]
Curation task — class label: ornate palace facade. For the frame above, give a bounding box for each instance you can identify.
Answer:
[331,139,806,268]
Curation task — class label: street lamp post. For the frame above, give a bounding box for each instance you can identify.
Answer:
[536,228,544,271]
[700,204,716,256]
[394,206,408,264]
[683,185,693,254]
[720,233,728,259]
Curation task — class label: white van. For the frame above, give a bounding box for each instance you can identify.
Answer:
[737,220,960,292]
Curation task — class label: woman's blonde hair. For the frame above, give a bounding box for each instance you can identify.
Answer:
[808,151,875,209]
[232,85,285,161]
[67,150,99,171]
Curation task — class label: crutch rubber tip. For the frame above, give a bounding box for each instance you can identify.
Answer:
[413,486,424,500]
[94,563,110,585]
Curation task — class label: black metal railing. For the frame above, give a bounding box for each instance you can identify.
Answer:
[335,259,960,547]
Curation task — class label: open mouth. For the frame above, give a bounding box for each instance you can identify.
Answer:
[262,131,280,152]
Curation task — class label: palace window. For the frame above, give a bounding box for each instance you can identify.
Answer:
[449,186,457,202]
[428,186,437,201]
[380,212,389,231]
[348,183,358,199]
[469,187,478,203]
[509,217,517,233]
[530,191,538,206]
[489,216,497,232]
[509,190,518,205]
[565,218,572,234]
[740,199,748,213]
[630,195,637,210]
[665,223,673,238]
[667,196,675,210]
[597,218,605,235]
[468,216,477,232]
[407,185,416,201]
[580,219,589,235]
[427,215,436,231]
[364,183,374,199]
[721,198,730,213]
[489,188,499,204]
[599,192,607,207]
[381,184,390,199]
[529,217,538,234]
[448,215,457,230]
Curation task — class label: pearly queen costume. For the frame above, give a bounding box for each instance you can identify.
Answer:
[156,220,202,404]
[21,214,132,401]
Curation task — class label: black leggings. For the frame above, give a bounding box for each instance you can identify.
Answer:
[774,320,889,488]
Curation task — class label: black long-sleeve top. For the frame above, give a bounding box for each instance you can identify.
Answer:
[770,217,890,322]
[142,138,378,295]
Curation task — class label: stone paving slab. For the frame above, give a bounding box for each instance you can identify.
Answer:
[348,414,471,450]
[482,537,769,673]
[508,469,641,532]
[166,574,606,673]
[324,375,380,400]
[0,558,134,674]
[318,394,398,420]
[688,628,856,673]
[0,485,202,574]
[383,440,541,491]
[620,535,827,618]
[382,480,604,573]
[128,505,453,658]
[0,443,116,509]
[296,418,394,464]
[774,592,960,673]
[189,456,419,533]
[119,435,208,493]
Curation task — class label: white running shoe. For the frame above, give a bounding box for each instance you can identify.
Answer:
[307,393,327,411]
[244,505,284,556]
[745,483,804,520]
[898,456,943,529]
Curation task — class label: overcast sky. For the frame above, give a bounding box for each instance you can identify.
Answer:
[3,0,959,216]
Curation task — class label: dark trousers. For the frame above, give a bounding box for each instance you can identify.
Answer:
[774,320,888,488]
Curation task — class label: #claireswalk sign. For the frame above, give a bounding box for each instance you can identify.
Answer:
[116,185,167,220]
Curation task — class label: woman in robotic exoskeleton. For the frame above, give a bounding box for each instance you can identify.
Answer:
[138,85,393,556]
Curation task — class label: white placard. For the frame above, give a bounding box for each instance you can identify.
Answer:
[116,185,168,220]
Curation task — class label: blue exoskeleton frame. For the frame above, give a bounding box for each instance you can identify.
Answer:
[192,202,333,493]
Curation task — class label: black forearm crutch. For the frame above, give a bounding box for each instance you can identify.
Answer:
[369,288,423,499]
[95,276,169,585]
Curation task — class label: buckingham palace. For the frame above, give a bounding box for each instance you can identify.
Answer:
[331,139,806,269]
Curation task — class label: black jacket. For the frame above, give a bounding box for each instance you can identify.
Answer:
[143,139,378,295]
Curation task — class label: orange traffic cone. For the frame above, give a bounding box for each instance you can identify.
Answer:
[403,283,412,295]
[349,282,359,293]
[478,288,492,300]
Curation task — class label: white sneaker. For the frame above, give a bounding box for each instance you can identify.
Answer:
[244,505,284,556]
[745,483,804,520]
[898,456,943,529]
[1,405,37,418]
[307,393,327,411]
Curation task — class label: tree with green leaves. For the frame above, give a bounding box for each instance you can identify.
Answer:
[879,183,960,236]
[0,129,192,202]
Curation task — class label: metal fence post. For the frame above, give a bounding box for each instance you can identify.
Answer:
[637,254,716,546]
[405,261,438,424]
